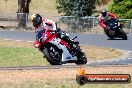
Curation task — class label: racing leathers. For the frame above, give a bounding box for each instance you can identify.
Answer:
[98,12,117,29]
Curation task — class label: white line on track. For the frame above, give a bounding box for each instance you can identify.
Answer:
[3,38,33,43]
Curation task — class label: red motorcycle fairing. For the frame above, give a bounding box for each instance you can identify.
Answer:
[33,40,42,48]
[34,29,71,50]
[33,29,87,65]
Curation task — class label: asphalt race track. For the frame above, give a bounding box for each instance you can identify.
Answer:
[0,30,132,66]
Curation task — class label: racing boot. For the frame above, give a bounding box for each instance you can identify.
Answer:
[61,33,79,56]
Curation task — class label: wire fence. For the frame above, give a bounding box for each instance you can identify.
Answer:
[0,12,132,33]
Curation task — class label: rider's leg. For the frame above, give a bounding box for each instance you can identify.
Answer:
[57,28,79,48]
[61,35,73,47]
[36,30,45,44]
[61,34,79,56]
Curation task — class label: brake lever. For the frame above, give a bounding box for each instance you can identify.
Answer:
[72,36,77,40]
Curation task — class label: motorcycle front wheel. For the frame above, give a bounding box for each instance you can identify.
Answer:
[43,45,62,65]
[75,51,87,65]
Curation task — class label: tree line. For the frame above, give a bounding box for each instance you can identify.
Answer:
[15,0,132,27]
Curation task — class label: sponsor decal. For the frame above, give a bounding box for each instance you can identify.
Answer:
[76,68,131,85]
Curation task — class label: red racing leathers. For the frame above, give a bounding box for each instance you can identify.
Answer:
[33,18,57,48]
[98,12,117,29]
[35,18,57,32]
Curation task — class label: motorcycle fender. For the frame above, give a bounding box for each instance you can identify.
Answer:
[49,38,77,62]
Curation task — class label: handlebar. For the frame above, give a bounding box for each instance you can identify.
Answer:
[72,36,77,40]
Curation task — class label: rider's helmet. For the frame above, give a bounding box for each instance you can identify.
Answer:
[31,14,42,28]
[101,9,107,17]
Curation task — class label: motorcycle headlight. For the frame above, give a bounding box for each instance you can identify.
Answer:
[66,33,69,36]
[118,22,120,26]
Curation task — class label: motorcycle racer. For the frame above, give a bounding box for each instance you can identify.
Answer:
[31,14,78,53]
[98,9,117,30]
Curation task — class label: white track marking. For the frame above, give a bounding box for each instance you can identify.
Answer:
[3,38,33,43]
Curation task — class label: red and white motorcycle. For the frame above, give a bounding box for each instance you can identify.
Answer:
[33,29,87,65]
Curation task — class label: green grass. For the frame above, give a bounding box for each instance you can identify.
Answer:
[0,39,123,67]
[0,46,49,67]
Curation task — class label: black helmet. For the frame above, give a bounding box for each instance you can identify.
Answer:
[101,9,107,17]
[31,14,42,28]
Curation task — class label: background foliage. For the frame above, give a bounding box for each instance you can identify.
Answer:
[56,0,96,17]
[108,0,132,19]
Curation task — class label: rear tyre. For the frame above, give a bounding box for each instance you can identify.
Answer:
[43,45,62,65]
[75,52,87,65]
[120,30,127,40]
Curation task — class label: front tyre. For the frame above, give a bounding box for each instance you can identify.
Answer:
[43,46,62,65]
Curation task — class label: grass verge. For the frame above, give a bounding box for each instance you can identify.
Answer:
[0,0,59,16]
[0,39,122,67]
[0,39,130,88]
[0,66,131,88]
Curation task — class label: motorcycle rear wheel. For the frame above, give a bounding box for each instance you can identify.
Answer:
[75,52,87,65]
[120,30,127,40]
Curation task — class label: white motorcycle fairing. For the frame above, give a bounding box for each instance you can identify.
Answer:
[49,37,77,63]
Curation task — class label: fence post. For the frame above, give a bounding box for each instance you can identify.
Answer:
[130,19,132,34]
[92,17,95,28]
[17,13,27,28]
[58,16,61,28]
[26,13,28,28]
